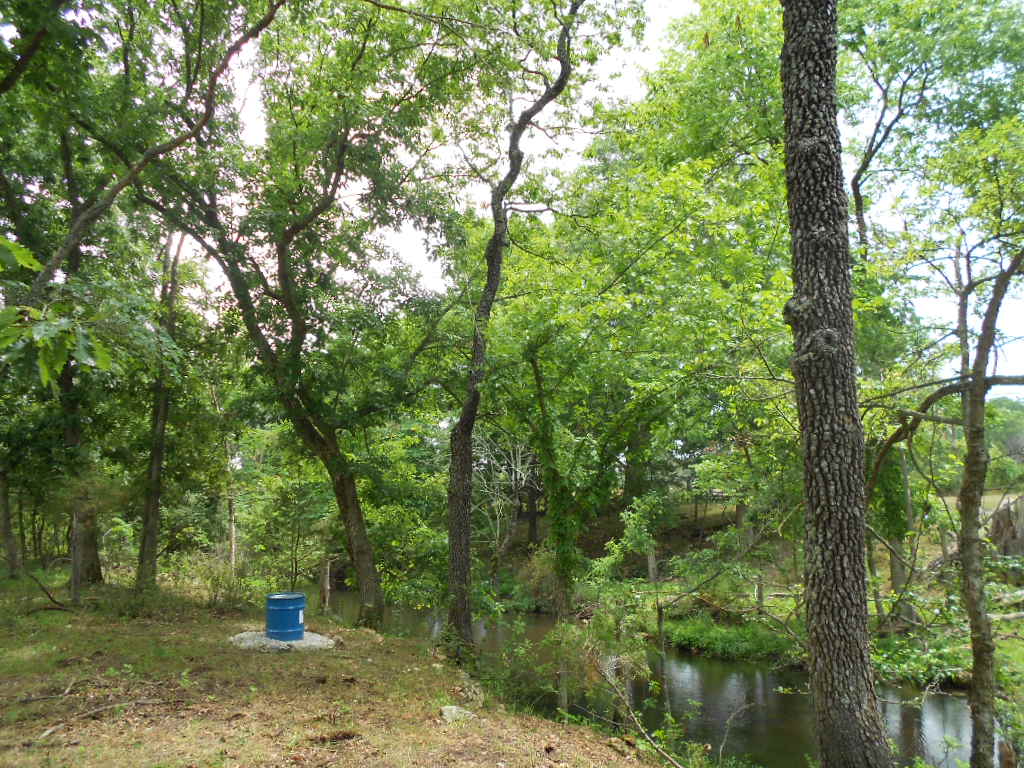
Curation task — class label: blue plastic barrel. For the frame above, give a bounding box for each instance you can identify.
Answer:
[265,592,305,641]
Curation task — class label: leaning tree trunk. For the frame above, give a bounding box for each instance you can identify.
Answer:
[779,1,892,766]
[445,0,585,657]
[328,456,383,628]
[136,235,182,590]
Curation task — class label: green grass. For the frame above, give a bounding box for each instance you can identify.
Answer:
[0,572,656,768]
[660,613,797,661]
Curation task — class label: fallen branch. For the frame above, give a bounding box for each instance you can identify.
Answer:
[18,678,83,704]
[594,660,686,768]
[718,702,754,765]
[26,573,67,609]
[989,612,1024,622]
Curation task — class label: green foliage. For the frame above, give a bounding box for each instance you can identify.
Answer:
[871,633,972,687]
[662,613,796,661]
[153,552,274,611]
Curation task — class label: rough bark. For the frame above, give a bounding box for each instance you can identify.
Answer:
[779,1,893,765]
[136,235,182,590]
[445,0,585,656]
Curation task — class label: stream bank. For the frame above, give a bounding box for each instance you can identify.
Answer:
[331,592,1003,768]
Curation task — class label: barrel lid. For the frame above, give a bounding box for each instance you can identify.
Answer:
[267,592,306,600]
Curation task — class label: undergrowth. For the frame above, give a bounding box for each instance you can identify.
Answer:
[660,612,797,661]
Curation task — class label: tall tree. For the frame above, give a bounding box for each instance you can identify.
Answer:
[778,0,892,766]
[135,233,183,590]
[445,0,587,656]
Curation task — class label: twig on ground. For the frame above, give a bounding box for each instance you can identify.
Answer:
[18,678,85,703]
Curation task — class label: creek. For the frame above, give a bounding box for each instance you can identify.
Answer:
[330,593,996,767]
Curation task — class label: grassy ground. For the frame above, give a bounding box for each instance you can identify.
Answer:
[0,581,649,768]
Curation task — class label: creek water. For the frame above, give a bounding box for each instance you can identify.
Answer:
[330,593,993,767]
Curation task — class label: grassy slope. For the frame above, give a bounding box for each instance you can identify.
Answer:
[0,585,647,768]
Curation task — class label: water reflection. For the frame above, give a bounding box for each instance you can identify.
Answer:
[330,593,993,767]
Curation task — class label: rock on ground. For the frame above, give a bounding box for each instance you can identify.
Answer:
[440,705,477,723]
[229,630,335,651]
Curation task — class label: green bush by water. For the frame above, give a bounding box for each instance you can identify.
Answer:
[870,632,971,687]
[661,613,797,661]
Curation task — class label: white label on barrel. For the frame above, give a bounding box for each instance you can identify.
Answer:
[299,609,304,625]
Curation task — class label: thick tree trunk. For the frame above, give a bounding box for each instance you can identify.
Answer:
[136,236,182,590]
[1,468,20,578]
[328,458,382,628]
[79,501,103,584]
[779,1,892,765]
[447,387,480,653]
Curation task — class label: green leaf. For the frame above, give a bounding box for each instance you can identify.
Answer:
[92,338,112,370]
[0,236,43,271]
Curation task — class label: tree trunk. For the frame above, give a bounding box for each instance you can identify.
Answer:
[30,502,41,563]
[328,458,382,628]
[1,468,20,578]
[59,361,103,586]
[319,554,331,613]
[779,0,892,765]
[949,227,1024,768]
[79,501,103,584]
[136,235,182,590]
[227,492,237,572]
[447,390,479,654]
[445,3,584,657]
[960,383,998,768]
[70,505,82,606]
[16,493,27,570]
